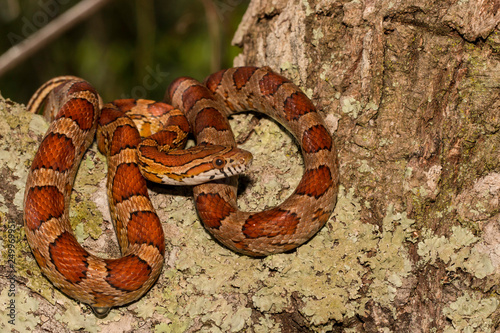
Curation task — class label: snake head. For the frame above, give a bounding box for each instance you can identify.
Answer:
[138,144,252,185]
[209,147,253,179]
[172,145,252,185]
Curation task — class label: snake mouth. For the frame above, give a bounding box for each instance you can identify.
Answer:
[242,157,252,167]
[239,150,253,169]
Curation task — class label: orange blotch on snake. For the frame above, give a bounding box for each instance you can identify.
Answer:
[243,209,300,239]
[109,124,141,156]
[49,231,89,284]
[167,77,186,102]
[92,292,117,308]
[31,133,75,172]
[313,208,332,226]
[164,113,191,133]
[204,68,226,92]
[195,107,230,135]
[112,163,149,204]
[145,130,181,148]
[25,186,65,230]
[181,84,216,112]
[127,211,165,255]
[32,247,48,268]
[99,106,123,126]
[67,80,97,96]
[259,72,288,96]
[283,92,315,121]
[302,125,332,153]
[196,193,236,229]
[106,255,151,292]
[56,98,96,130]
[111,98,137,112]
[233,67,258,90]
[146,101,175,116]
[295,165,333,199]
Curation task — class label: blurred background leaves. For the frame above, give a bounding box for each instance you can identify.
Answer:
[0,0,249,103]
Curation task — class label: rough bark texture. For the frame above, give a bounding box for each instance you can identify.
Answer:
[0,0,499,332]
[233,0,500,330]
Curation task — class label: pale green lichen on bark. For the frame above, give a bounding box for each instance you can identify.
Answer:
[0,98,59,330]
[252,286,290,313]
[0,289,39,332]
[361,204,415,313]
[443,293,499,333]
[341,96,362,119]
[68,146,107,243]
[55,303,100,333]
[0,98,41,209]
[301,0,314,16]
[279,61,303,89]
[312,27,324,46]
[417,225,495,279]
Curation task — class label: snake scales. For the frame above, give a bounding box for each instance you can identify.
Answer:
[23,67,339,316]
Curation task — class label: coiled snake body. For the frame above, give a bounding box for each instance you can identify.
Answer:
[23,67,339,316]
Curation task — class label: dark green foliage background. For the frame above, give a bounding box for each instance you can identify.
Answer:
[0,0,249,104]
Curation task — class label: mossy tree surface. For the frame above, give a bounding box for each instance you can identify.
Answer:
[1,0,499,332]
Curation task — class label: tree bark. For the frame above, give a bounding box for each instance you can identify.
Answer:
[1,0,499,332]
[232,0,500,330]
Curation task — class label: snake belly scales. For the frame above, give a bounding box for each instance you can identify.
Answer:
[23,66,339,316]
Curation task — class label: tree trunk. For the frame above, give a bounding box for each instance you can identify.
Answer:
[1,0,499,332]
[232,0,500,331]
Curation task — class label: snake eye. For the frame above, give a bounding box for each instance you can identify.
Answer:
[213,157,226,168]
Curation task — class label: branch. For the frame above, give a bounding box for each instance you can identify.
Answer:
[0,0,115,78]
[200,0,222,72]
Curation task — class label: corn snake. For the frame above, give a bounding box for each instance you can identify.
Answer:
[23,67,339,316]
